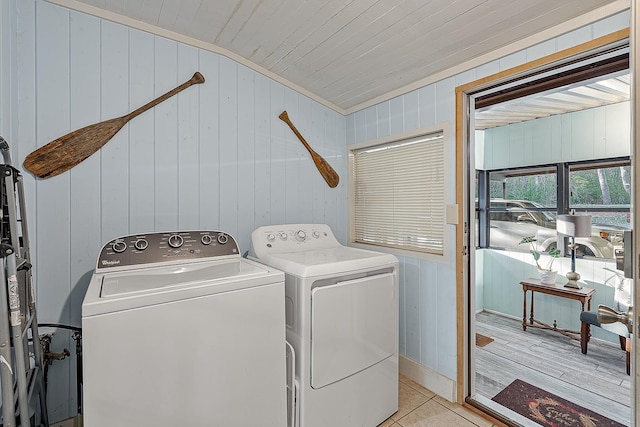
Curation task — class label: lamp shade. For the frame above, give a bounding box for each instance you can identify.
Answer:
[557,214,592,237]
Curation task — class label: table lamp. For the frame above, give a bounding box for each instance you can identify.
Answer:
[556,213,592,289]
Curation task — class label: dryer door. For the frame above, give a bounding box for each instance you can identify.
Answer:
[311,273,396,389]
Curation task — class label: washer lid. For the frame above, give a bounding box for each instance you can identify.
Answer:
[100,259,268,298]
[258,246,397,277]
[83,258,284,317]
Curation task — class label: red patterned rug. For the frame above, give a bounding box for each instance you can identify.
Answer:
[492,379,625,427]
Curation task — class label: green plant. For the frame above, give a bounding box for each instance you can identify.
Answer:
[519,236,561,271]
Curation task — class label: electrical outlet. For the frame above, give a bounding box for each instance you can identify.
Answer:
[445,204,459,225]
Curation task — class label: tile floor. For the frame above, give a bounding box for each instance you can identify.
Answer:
[378,375,499,427]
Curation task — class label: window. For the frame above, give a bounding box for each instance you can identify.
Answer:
[349,127,447,257]
[476,158,631,259]
[569,160,631,230]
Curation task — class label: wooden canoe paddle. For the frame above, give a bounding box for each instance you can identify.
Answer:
[23,72,206,179]
[278,111,339,188]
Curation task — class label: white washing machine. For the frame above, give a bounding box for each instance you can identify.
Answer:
[251,224,399,427]
[82,230,287,427]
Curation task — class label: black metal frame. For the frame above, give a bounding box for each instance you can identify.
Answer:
[476,156,631,255]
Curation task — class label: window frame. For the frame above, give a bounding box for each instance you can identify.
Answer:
[476,156,631,260]
[348,123,452,263]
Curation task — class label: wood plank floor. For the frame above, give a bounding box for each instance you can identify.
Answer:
[474,311,631,426]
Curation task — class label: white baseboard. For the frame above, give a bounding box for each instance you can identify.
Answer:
[481,308,521,321]
[399,355,457,403]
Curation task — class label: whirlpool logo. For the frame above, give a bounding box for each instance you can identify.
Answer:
[101,259,121,266]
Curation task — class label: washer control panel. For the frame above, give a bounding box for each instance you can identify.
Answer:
[96,230,239,270]
[252,224,340,258]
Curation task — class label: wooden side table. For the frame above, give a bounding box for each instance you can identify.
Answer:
[520,278,595,340]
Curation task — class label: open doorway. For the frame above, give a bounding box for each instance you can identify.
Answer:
[456,31,634,426]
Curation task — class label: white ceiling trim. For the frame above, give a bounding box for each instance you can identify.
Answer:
[46,0,630,116]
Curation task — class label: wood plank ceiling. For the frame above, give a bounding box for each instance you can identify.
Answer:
[54,0,624,113]
[476,73,630,129]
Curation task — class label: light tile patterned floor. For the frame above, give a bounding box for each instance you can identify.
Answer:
[377,375,499,427]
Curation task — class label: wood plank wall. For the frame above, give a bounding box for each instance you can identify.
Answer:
[482,102,630,170]
[1,0,631,422]
[6,1,346,421]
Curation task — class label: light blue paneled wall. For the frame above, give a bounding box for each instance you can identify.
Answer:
[3,0,347,421]
[346,10,630,383]
[348,75,460,378]
[480,248,624,344]
[0,0,15,142]
[483,101,630,170]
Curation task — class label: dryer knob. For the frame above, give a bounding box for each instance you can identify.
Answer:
[217,233,229,244]
[279,232,288,241]
[201,235,214,245]
[295,230,306,242]
[168,234,184,248]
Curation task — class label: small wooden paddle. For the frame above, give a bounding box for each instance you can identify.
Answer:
[24,72,205,179]
[278,111,339,188]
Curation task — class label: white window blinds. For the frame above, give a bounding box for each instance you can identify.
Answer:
[351,131,445,255]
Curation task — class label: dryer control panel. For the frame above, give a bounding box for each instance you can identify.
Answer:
[252,224,340,258]
[96,230,239,270]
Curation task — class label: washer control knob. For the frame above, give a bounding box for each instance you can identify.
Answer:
[134,239,149,251]
[217,233,229,244]
[279,232,288,241]
[295,230,306,242]
[267,233,276,242]
[201,235,214,245]
[112,240,127,253]
[168,234,184,248]
[312,231,320,239]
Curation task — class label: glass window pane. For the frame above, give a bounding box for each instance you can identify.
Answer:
[487,171,557,252]
[477,160,630,259]
[489,173,557,206]
[569,163,631,259]
[569,164,631,210]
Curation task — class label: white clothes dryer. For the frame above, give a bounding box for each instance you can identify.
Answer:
[82,230,287,427]
[252,224,399,427]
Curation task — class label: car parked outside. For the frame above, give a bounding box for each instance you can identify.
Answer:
[487,199,627,259]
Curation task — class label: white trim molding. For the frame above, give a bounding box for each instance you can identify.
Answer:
[399,354,457,403]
